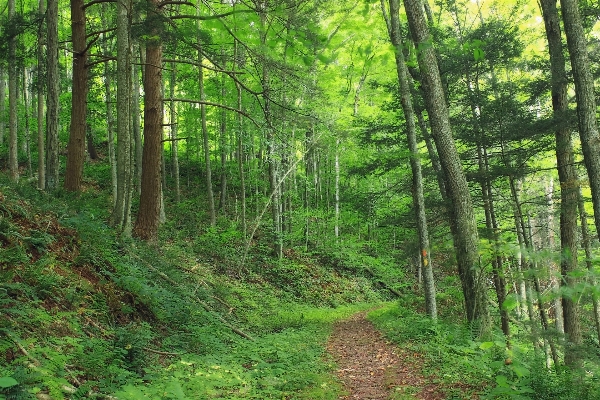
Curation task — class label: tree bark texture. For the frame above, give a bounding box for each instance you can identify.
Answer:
[8,0,19,182]
[134,2,163,240]
[114,0,133,234]
[403,0,487,326]
[557,0,586,365]
[45,0,60,190]
[388,0,437,320]
[64,0,88,191]
[37,0,46,190]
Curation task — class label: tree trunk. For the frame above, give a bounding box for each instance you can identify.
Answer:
[198,47,216,226]
[113,0,133,235]
[0,67,5,145]
[37,0,46,190]
[578,188,600,344]
[133,0,163,241]
[64,0,88,191]
[554,0,585,366]
[170,63,181,203]
[45,0,60,190]
[8,0,19,182]
[403,0,487,327]
[23,68,33,178]
[386,0,437,319]
[133,45,143,196]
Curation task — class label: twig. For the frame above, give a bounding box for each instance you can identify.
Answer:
[143,347,181,356]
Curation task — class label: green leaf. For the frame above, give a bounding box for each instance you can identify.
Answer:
[479,341,494,350]
[0,377,18,388]
[502,294,518,311]
[495,374,509,387]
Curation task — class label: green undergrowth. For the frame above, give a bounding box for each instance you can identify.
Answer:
[0,178,395,399]
[368,301,600,400]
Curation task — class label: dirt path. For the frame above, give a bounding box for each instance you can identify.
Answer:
[326,311,445,399]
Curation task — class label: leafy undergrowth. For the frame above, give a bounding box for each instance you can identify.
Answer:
[368,301,600,400]
[0,178,400,399]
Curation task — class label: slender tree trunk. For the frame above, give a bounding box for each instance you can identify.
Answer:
[334,136,340,239]
[386,0,436,319]
[260,5,282,258]
[23,68,33,178]
[198,47,216,226]
[45,0,59,190]
[113,0,133,235]
[234,40,246,236]
[133,45,143,196]
[133,0,163,240]
[170,63,180,203]
[64,0,88,191]
[0,67,5,145]
[100,13,118,205]
[403,0,486,326]
[578,188,600,344]
[37,0,46,189]
[8,0,19,182]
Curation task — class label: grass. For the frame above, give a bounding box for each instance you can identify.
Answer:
[0,175,399,399]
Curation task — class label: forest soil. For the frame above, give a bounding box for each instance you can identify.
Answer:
[326,311,445,399]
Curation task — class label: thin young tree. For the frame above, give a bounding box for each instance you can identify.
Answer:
[384,0,436,319]
[37,0,46,190]
[8,0,19,182]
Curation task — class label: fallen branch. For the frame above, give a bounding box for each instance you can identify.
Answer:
[130,253,255,341]
[143,347,181,356]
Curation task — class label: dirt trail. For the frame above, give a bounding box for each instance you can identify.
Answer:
[326,311,445,399]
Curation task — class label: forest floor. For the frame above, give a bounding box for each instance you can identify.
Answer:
[326,311,446,400]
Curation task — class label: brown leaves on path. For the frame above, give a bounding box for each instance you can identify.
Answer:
[326,311,445,400]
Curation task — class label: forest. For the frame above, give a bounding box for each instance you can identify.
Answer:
[1,0,600,398]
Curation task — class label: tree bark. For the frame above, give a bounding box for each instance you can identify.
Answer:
[556,0,586,366]
[133,0,164,240]
[403,0,487,327]
[113,0,133,235]
[45,0,60,190]
[64,0,88,191]
[386,0,437,319]
[8,0,19,182]
[198,47,216,227]
[37,0,46,190]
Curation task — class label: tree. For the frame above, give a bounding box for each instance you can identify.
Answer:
[133,0,164,240]
[558,0,591,365]
[64,0,88,191]
[403,0,487,327]
[8,0,19,182]
[384,0,437,320]
[45,0,60,190]
[540,0,581,366]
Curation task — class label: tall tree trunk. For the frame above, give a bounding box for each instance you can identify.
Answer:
[554,0,585,365]
[198,47,216,226]
[0,67,5,145]
[170,63,180,203]
[260,4,282,259]
[23,68,33,178]
[133,0,163,240]
[403,0,487,327]
[37,0,46,189]
[386,0,437,319]
[133,45,143,196]
[101,15,117,206]
[113,0,133,235]
[64,0,88,191]
[578,188,600,344]
[234,41,247,237]
[45,0,59,190]
[8,0,19,182]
